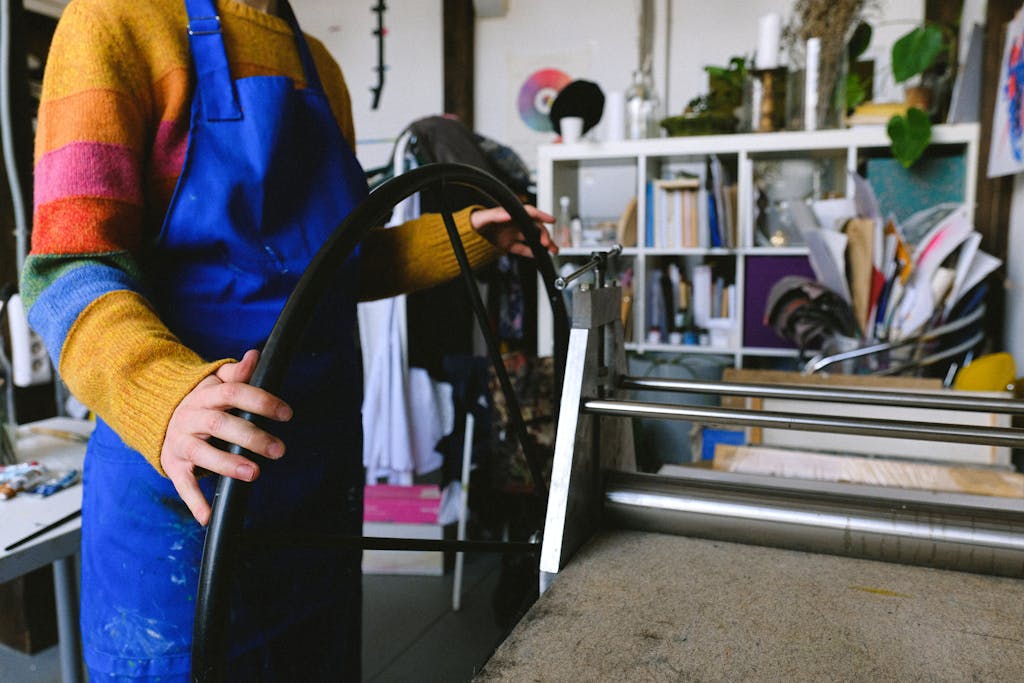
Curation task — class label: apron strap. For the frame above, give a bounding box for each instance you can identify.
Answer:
[278,0,325,94]
[184,0,243,121]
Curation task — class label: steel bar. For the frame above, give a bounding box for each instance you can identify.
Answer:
[53,555,83,683]
[618,376,1024,414]
[876,331,985,377]
[804,305,985,374]
[238,534,539,555]
[603,470,1024,578]
[583,398,1024,448]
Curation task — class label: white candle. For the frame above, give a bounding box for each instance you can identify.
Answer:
[804,37,820,131]
[604,90,625,141]
[756,13,781,70]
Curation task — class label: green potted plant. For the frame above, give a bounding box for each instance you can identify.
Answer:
[660,57,748,136]
[887,24,954,167]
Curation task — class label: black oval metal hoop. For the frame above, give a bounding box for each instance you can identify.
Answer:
[191,162,570,681]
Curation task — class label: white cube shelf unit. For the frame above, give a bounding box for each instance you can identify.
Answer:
[536,124,980,366]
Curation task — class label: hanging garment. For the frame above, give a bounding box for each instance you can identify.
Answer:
[79,1,367,679]
[360,289,453,484]
[358,153,453,484]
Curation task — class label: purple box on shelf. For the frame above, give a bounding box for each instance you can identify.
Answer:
[743,255,816,349]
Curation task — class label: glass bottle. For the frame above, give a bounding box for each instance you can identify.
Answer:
[625,69,660,139]
[570,216,584,248]
[555,196,572,248]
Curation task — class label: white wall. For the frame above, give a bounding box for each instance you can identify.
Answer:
[293,0,1020,372]
[293,0,927,172]
[474,0,924,168]
[474,0,644,168]
[293,0,444,171]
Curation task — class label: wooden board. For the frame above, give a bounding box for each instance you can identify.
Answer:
[712,444,1024,499]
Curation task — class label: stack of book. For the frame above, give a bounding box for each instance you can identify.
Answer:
[645,155,737,249]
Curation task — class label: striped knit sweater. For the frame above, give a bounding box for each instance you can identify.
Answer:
[22,0,499,473]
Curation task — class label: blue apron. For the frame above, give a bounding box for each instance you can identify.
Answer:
[80,0,368,679]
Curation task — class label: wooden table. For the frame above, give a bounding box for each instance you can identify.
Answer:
[0,417,91,683]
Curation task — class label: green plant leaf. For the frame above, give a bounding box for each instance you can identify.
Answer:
[892,25,945,83]
[888,107,932,168]
[848,22,872,61]
[846,73,867,112]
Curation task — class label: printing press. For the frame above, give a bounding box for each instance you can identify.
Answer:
[476,258,1024,681]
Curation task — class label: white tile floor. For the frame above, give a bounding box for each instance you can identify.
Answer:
[0,552,519,682]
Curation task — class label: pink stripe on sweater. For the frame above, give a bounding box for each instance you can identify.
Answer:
[35,142,144,207]
[150,119,189,179]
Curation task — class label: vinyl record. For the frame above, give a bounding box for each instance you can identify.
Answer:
[517,68,572,132]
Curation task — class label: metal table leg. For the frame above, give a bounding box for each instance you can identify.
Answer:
[52,555,82,683]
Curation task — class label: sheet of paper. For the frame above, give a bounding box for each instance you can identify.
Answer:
[953,250,1002,310]
[913,205,973,281]
[804,228,850,302]
[850,171,881,221]
[811,197,856,231]
[944,230,981,317]
[900,203,962,249]
[890,272,935,340]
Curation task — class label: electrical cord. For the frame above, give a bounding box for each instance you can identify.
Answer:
[192,162,569,682]
[0,0,30,273]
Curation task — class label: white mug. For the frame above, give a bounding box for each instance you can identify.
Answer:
[560,116,584,144]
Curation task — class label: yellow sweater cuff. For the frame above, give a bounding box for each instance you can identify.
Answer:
[59,290,230,474]
[358,205,502,301]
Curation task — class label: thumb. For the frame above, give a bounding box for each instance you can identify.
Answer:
[215,349,260,384]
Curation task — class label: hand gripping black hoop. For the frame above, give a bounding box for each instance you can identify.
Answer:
[191,163,570,681]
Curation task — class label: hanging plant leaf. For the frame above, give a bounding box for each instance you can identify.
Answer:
[848,22,873,61]
[846,73,867,113]
[892,25,945,83]
[888,107,932,168]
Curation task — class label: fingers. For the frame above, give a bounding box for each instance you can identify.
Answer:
[523,205,556,224]
[166,466,213,526]
[470,205,559,255]
[160,353,293,525]
[469,206,507,230]
[470,205,555,232]
[176,383,290,461]
[532,220,558,254]
[160,403,273,526]
[204,380,293,424]
[164,440,259,527]
[161,419,267,526]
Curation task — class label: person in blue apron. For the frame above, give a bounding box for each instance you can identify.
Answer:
[22,0,556,679]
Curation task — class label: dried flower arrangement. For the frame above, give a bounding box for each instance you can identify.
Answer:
[783,0,876,127]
